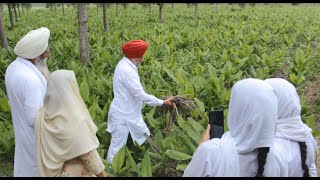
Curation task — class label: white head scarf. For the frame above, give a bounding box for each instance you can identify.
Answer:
[14,27,50,59]
[35,70,100,177]
[265,78,311,142]
[228,78,278,153]
[183,78,280,177]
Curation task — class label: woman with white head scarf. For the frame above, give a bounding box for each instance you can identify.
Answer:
[265,78,317,177]
[183,78,288,177]
[35,70,107,177]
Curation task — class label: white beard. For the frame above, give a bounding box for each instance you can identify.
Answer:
[129,58,140,67]
[34,57,51,80]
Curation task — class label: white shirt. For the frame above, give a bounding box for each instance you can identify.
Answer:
[274,133,317,177]
[5,57,47,177]
[183,136,288,177]
[107,57,163,145]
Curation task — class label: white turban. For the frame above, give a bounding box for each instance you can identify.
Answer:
[14,27,50,59]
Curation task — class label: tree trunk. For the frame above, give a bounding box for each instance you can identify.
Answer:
[77,3,90,65]
[8,3,14,30]
[172,3,173,9]
[216,3,219,10]
[17,4,21,17]
[62,3,65,16]
[194,3,198,19]
[103,3,108,32]
[149,4,151,15]
[13,3,18,22]
[21,4,24,14]
[0,3,8,49]
[96,3,98,12]
[159,5,163,22]
[116,3,118,15]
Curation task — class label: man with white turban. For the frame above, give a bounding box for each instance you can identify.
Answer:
[5,27,51,177]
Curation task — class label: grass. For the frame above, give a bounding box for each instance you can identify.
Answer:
[0,157,13,177]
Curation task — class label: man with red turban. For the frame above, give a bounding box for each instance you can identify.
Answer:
[106,40,173,163]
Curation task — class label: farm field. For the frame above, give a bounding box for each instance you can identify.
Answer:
[0,3,320,177]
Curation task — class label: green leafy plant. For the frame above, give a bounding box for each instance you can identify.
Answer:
[0,3,320,177]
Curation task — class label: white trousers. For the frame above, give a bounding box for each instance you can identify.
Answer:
[106,123,130,163]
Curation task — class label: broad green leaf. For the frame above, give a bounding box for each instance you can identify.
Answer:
[102,103,109,121]
[97,147,105,160]
[175,129,197,154]
[148,151,162,160]
[165,68,177,83]
[88,102,98,121]
[187,117,205,132]
[111,145,126,175]
[125,147,141,176]
[145,111,160,129]
[181,82,195,98]
[165,149,192,161]
[176,163,189,171]
[194,98,205,112]
[210,77,221,94]
[238,57,248,68]
[289,73,297,83]
[141,153,152,177]
[0,98,9,112]
[153,130,163,144]
[118,162,132,175]
[184,120,202,143]
[96,122,106,137]
[79,79,90,103]
[176,115,185,130]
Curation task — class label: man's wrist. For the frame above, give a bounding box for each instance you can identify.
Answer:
[159,99,165,106]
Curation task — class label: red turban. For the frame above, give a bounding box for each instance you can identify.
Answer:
[121,40,148,58]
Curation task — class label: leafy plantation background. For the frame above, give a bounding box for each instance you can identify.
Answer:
[1,3,320,177]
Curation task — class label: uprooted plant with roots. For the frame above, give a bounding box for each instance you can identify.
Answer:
[159,95,196,132]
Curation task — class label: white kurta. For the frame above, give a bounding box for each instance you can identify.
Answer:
[5,57,47,177]
[183,134,288,177]
[274,133,317,177]
[107,57,163,145]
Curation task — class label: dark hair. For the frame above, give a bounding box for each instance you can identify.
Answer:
[255,147,270,177]
[299,142,310,177]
